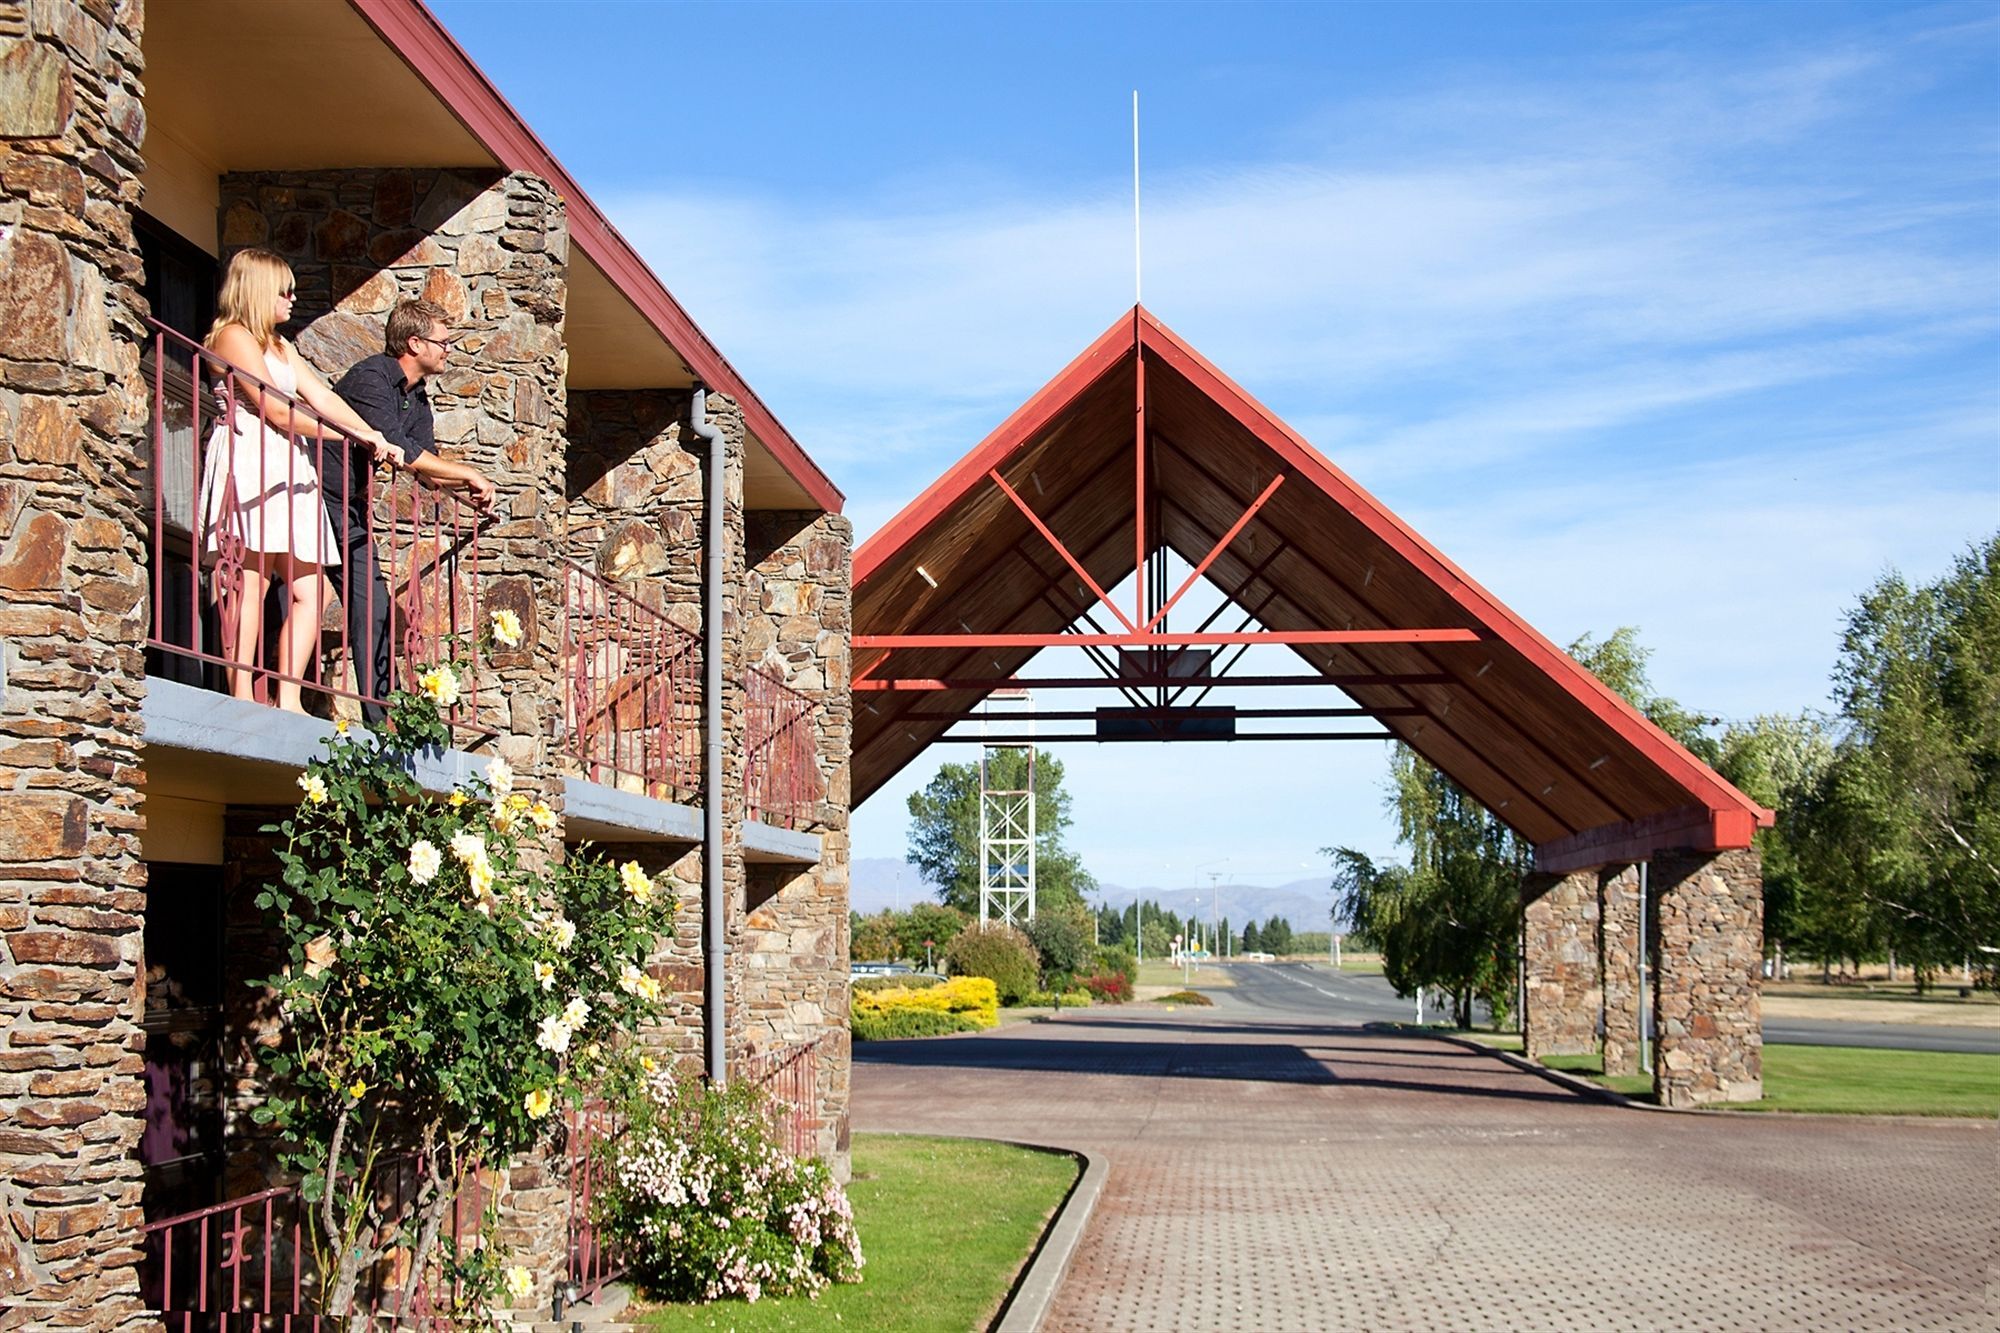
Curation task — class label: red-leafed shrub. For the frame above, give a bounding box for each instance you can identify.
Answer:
[1081,972,1131,1003]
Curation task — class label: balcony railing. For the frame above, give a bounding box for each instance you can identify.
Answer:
[560,561,701,800]
[745,666,818,829]
[139,1158,484,1327]
[144,318,486,723]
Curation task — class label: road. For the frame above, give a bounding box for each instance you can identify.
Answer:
[854,977,1998,1330]
[1213,960,2000,1054]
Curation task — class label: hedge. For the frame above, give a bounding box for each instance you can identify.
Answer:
[851,976,1000,1043]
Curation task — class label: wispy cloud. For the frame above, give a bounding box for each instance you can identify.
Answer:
[598,14,1997,872]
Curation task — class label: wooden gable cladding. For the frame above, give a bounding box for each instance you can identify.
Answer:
[853,306,1771,861]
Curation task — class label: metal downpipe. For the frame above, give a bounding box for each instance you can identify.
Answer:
[692,387,726,1087]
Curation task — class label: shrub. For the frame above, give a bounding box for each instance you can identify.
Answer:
[852,1007,979,1041]
[1081,972,1131,1003]
[1158,989,1213,1006]
[944,924,1040,1005]
[853,975,998,1028]
[597,1068,863,1304]
[1025,905,1092,990]
[1017,987,1094,1008]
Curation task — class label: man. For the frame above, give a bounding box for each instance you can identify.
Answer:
[329,298,497,718]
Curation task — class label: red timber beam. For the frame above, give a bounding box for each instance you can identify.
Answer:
[929,730,1396,745]
[857,672,1453,692]
[1533,804,1769,878]
[856,629,1483,649]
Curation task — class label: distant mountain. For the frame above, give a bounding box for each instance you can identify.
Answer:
[850,857,941,914]
[849,856,1338,930]
[1094,878,1337,931]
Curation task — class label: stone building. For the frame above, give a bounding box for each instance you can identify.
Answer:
[1,0,852,1325]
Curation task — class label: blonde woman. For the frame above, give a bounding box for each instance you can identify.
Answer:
[196,248,395,712]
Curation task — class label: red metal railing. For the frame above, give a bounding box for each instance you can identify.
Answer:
[144,317,485,723]
[739,1032,832,1159]
[564,1099,627,1305]
[139,1158,484,1327]
[560,562,701,800]
[745,666,818,829]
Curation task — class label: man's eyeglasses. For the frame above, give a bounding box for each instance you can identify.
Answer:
[417,335,457,350]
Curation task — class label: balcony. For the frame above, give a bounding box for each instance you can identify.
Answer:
[143,318,488,726]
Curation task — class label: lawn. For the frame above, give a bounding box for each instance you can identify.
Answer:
[641,1134,1080,1332]
[1136,959,1233,989]
[1753,1044,2000,1117]
[1534,1044,2000,1116]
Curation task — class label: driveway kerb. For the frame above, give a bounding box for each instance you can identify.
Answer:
[992,1143,1107,1333]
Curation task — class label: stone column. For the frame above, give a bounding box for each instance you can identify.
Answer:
[1521,869,1600,1060]
[741,508,852,1169]
[1598,864,1642,1076]
[1651,845,1762,1107]
[217,165,574,1313]
[0,4,151,1325]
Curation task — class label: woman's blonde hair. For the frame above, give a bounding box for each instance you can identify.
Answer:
[206,247,294,351]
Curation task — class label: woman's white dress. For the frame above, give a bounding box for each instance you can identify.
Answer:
[196,342,338,565]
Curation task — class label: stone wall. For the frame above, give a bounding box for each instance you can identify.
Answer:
[0,1,153,1323]
[214,166,569,758]
[1521,869,1599,1059]
[565,389,700,631]
[1598,864,1642,1077]
[216,164,575,1312]
[1652,845,1762,1107]
[741,508,852,1165]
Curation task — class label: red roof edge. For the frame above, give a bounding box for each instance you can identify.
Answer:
[1533,804,1768,876]
[853,309,1138,585]
[1131,307,1771,829]
[346,0,843,514]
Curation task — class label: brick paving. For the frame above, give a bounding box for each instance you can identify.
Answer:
[853,1008,1999,1331]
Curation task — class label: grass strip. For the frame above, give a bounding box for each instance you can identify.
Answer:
[641,1134,1079,1333]
[1752,1044,2000,1117]
[1535,1044,2000,1116]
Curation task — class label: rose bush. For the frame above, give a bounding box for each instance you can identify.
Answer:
[253,633,675,1319]
[597,1067,862,1303]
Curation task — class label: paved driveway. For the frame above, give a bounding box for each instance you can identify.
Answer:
[853,994,1998,1331]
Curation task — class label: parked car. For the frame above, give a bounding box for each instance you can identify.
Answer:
[850,961,914,978]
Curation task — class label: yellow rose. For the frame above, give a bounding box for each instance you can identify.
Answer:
[347,1078,367,1100]
[523,1087,553,1119]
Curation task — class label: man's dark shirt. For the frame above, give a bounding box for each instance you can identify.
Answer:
[328,353,435,524]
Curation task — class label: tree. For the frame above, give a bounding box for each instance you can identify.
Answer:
[1805,536,2000,984]
[1329,748,1527,1028]
[905,749,1095,915]
[893,902,968,967]
[851,910,898,963]
[1241,919,1261,952]
[1716,712,1836,971]
[1568,627,1722,764]
[1263,917,1295,956]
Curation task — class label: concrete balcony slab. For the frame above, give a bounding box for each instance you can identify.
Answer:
[743,819,821,865]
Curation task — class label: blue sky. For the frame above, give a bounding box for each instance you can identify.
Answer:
[436,0,1999,892]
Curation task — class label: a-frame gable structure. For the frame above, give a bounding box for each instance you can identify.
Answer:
[853,307,1771,877]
